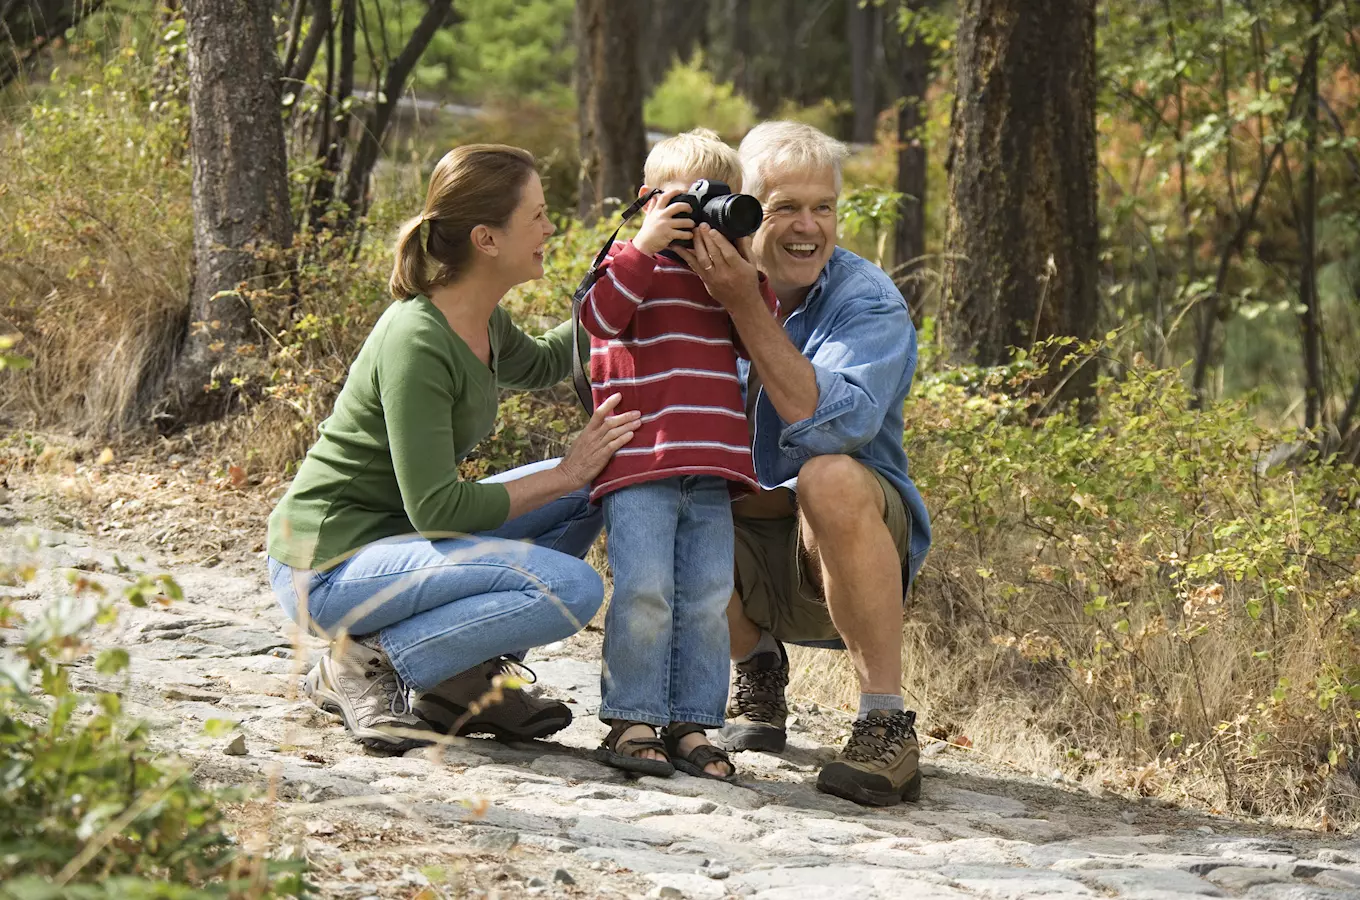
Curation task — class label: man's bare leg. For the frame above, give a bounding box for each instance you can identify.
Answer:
[795,455,903,698]
[726,590,762,660]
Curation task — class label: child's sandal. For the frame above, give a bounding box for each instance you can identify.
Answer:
[593,720,675,777]
[663,723,738,782]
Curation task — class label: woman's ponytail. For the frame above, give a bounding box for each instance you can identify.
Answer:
[389,214,430,299]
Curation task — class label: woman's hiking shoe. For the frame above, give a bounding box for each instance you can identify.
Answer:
[717,641,790,753]
[412,657,573,742]
[816,709,921,807]
[305,637,434,754]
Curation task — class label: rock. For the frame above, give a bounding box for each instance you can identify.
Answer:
[222,733,247,756]
[165,686,225,703]
[1205,867,1290,891]
[634,814,766,845]
[698,861,730,880]
[1089,868,1225,897]
[188,626,292,657]
[939,864,1093,898]
[304,819,336,836]
[1313,870,1360,891]
[568,815,674,848]
[468,829,520,854]
[527,877,546,888]
[645,873,726,900]
[553,868,576,885]
[574,846,707,876]
[634,774,764,810]
[1314,850,1357,866]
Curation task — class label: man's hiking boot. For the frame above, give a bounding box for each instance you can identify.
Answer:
[305,637,434,754]
[816,709,921,807]
[413,657,572,742]
[717,640,790,753]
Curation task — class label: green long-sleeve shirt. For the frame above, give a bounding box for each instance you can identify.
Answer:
[267,296,574,570]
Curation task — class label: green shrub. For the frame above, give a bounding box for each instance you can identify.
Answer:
[900,343,1360,822]
[0,549,306,896]
[644,56,755,142]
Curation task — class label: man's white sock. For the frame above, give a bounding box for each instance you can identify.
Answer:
[737,630,780,664]
[857,693,904,719]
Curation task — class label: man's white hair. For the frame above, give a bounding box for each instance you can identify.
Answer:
[738,121,848,202]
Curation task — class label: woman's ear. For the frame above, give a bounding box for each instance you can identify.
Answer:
[470,223,499,258]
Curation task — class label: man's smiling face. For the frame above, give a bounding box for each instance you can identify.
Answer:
[750,164,838,304]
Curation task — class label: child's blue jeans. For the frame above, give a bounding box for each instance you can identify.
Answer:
[599,475,734,728]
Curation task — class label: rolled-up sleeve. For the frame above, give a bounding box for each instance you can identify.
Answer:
[756,295,914,480]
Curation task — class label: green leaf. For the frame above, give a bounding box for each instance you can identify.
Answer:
[94,648,130,675]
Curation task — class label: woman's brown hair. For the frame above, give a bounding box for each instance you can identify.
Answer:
[389,144,538,299]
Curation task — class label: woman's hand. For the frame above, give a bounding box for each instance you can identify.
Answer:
[673,225,764,315]
[557,393,642,489]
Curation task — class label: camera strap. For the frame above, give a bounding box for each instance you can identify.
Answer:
[570,188,661,415]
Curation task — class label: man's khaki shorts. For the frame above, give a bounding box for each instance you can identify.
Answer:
[733,464,912,646]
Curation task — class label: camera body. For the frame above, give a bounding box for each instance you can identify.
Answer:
[668,179,763,249]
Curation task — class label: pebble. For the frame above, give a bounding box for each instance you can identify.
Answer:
[553,868,576,885]
[222,733,247,756]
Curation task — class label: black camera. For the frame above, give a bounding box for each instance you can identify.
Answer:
[669,179,763,249]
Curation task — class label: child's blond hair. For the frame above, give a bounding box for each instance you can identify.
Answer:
[643,128,743,191]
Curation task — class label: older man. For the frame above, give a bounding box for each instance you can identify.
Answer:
[675,121,931,807]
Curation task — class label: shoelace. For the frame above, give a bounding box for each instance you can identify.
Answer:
[492,656,538,686]
[842,710,917,764]
[360,657,412,716]
[733,667,786,719]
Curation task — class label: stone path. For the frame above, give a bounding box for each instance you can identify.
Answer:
[6,525,1360,900]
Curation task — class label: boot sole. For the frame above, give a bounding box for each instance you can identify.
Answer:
[305,665,430,754]
[816,767,922,807]
[414,694,572,742]
[716,723,787,753]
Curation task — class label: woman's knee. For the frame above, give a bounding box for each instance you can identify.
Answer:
[548,555,605,628]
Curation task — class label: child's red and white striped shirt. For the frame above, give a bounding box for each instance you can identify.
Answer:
[579,241,777,502]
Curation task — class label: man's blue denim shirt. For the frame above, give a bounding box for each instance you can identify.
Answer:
[740,246,931,586]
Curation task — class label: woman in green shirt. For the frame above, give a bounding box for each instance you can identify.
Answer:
[266,145,641,752]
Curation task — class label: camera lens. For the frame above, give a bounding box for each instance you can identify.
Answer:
[705,193,763,240]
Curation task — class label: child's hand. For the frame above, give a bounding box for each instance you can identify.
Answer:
[632,188,694,256]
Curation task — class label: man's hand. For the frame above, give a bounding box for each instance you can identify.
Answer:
[674,225,764,315]
[632,189,694,257]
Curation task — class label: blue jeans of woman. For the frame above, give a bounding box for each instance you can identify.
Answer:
[267,459,605,692]
[598,475,734,729]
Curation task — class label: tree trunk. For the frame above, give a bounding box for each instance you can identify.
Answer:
[945,0,1099,403]
[847,0,877,143]
[576,0,646,222]
[1298,0,1324,433]
[728,0,751,98]
[172,0,293,421]
[892,2,931,316]
[645,0,708,89]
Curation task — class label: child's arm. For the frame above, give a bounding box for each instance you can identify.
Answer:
[579,242,657,339]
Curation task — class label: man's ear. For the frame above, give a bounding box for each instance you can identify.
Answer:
[470,223,498,258]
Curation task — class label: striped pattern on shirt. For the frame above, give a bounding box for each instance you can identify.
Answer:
[579,241,774,501]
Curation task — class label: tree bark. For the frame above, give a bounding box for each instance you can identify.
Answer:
[847,0,877,143]
[892,2,931,316]
[576,0,646,222]
[1298,0,1325,433]
[307,0,354,226]
[728,0,751,98]
[945,0,1099,402]
[336,0,454,227]
[172,0,293,421]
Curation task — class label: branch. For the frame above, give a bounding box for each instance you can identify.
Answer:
[280,0,307,80]
[286,0,330,87]
[338,0,456,226]
[1189,67,1309,407]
